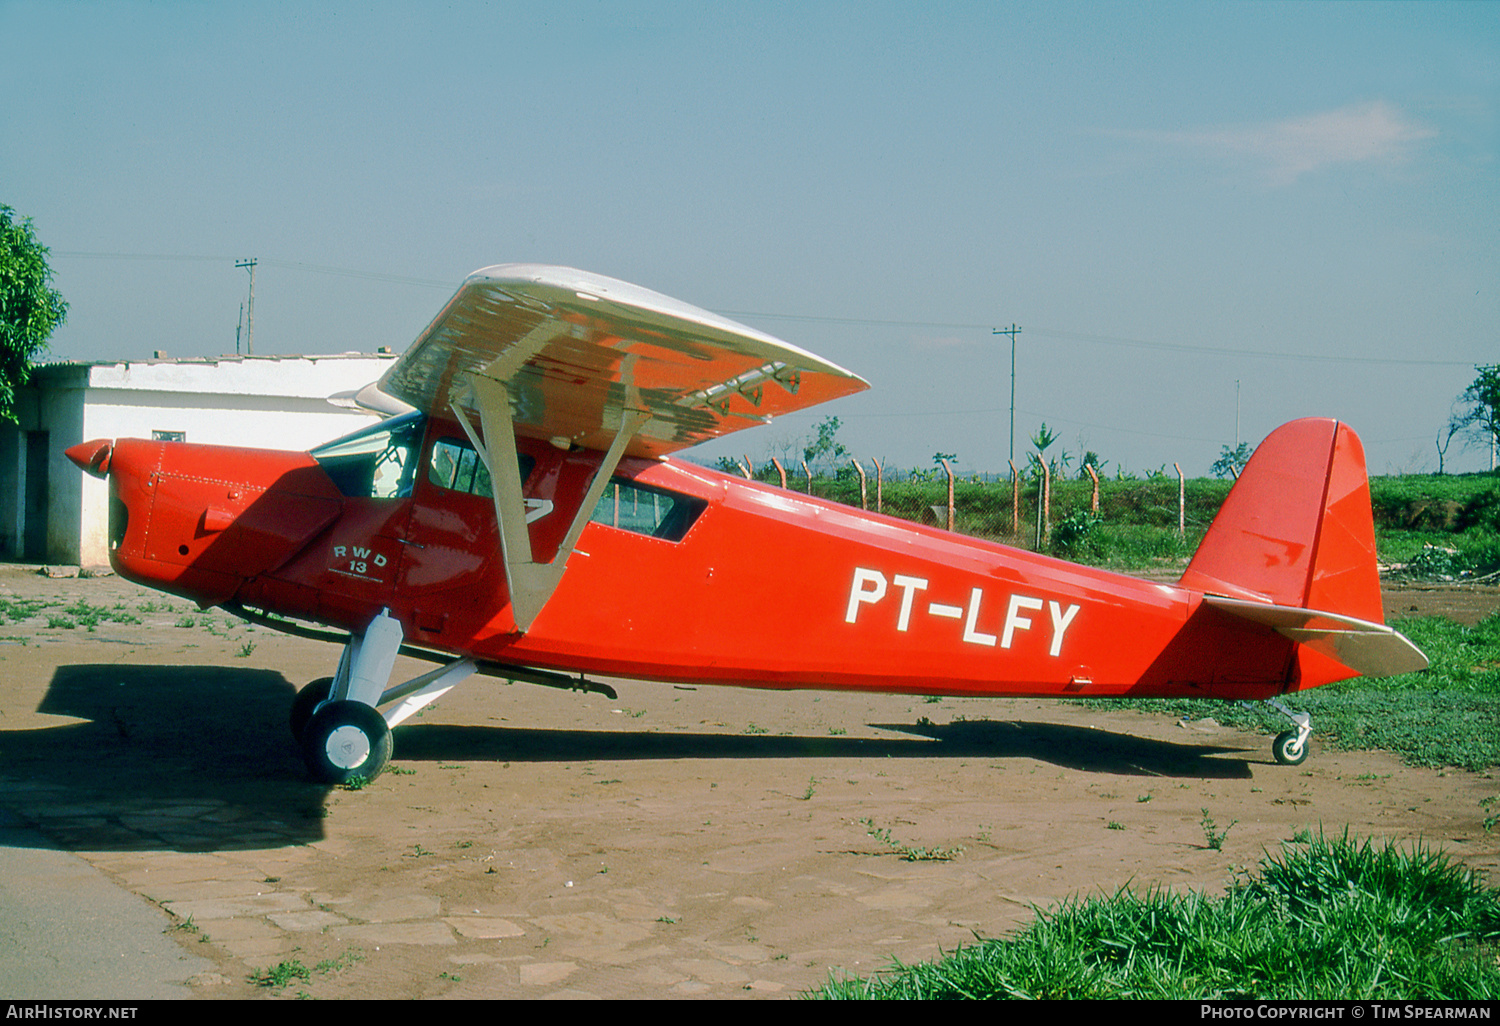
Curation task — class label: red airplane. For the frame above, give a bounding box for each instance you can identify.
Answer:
[66,265,1427,784]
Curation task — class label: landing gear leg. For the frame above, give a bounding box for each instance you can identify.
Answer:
[1265,698,1312,766]
[297,609,404,784]
[291,608,477,785]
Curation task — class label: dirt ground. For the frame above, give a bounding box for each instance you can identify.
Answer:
[0,566,1496,1000]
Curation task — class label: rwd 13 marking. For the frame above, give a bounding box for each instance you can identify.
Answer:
[844,567,1081,657]
[332,544,389,580]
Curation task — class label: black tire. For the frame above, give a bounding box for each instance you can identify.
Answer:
[289,677,336,742]
[1273,729,1309,766]
[301,700,392,784]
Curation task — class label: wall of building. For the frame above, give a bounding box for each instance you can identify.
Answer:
[40,368,87,563]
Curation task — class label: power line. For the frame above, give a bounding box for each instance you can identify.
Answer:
[53,251,453,288]
[723,309,1477,368]
[51,251,1480,367]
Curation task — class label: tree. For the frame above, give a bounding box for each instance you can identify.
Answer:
[1027,423,1058,477]
[1434,413,1462,475]
[0,205,68,424]
[1212,442,1252,480]
[1077,449,1109,480]
[1452,365,1500,471]
[801,415,848,470]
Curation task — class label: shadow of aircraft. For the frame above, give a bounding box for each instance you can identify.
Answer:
[2,664,329,853]
[388,714,1255,778]
[0,664,1253,855]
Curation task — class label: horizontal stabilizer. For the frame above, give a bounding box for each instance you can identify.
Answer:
[1204,595,1429,678]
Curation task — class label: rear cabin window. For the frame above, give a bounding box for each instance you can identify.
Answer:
[589,480,705,542]
[426,438,534,497]
[424,435,704,542]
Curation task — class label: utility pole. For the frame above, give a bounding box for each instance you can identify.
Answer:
[235,258,257,355]
[993,324,1022,463]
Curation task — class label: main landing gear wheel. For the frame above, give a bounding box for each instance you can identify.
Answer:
[289,677,335,743]
[1273,729,1309,766]
[301,700,392,784]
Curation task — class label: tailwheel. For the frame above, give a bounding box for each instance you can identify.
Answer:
[1265,698,1313,766]
[1273,729,1309,766]
[301,700,392,784]
[289,677,335,743]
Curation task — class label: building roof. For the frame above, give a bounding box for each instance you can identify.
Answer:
[31,353,399,400]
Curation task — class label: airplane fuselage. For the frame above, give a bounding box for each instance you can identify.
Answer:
[89,412,1332,704]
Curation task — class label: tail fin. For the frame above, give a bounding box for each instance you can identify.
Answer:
[1181,418,1382,619]
[1182,419,1426,680]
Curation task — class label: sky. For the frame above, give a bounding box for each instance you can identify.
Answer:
[3,1,1496,477]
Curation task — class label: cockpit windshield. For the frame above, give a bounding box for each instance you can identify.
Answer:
[310,412,427,499]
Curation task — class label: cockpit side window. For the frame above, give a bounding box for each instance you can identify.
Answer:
[311,413,425,499]
[589,479,705,542]
[427,438,534,497]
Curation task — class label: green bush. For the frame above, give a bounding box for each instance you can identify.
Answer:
[1370,473,1500,531]
[1458,489,1500,532]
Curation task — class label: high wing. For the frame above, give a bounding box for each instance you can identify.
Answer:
[378,264,869,459]
[376,264,870,633]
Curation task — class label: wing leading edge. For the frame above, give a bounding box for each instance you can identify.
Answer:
[379,264,870,460]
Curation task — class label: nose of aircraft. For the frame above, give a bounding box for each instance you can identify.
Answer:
[66,439,113,478]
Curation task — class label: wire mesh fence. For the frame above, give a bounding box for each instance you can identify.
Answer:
[724,458,1235,564]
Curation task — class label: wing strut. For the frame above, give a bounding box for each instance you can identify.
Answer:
[454,373,648,633]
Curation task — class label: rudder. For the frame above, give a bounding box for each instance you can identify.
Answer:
[1180,418,1384,624]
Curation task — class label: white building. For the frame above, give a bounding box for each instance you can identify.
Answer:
[3,353,398,567]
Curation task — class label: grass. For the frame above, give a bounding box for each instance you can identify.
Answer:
[0,597,52,622]
[250,947,364,991]
[1200,809,1236,851]
[249,959,311,989]
[860,817,965,862]
[1,596,151,631]
[809,830,1500,1000]
[1086,611,1500,772]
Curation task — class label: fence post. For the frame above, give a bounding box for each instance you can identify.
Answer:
[801,459,812,493]
[1009,460,1020,537]
[940,458,954,531]
[1086,464,1100,511]
[872,458,883,513]
[1174,462,1185,538]
[1043,461,1051,540]
[1034,467,1045,549]
[771,457,787,489]
[738,456,752,480]
[850,457,868,510]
